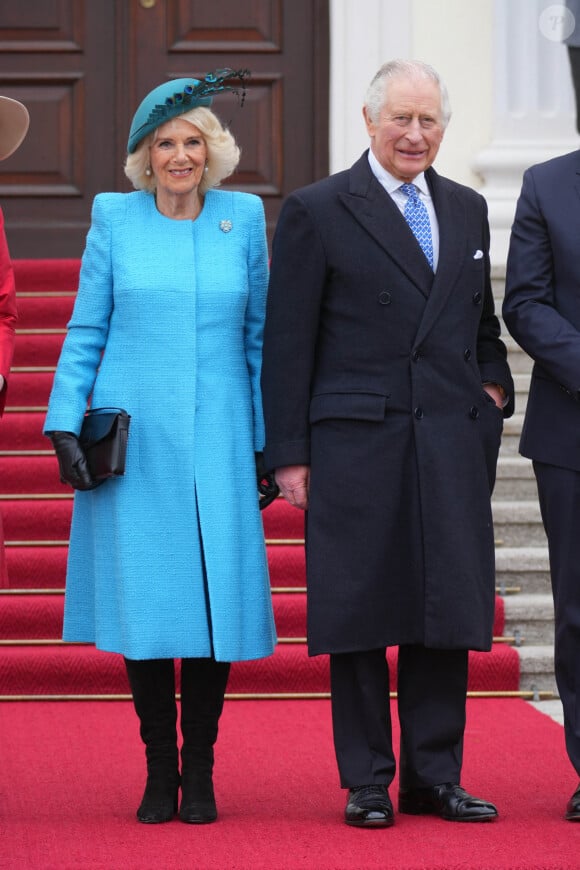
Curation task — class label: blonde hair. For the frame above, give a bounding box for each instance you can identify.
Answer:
[124,106,240,194]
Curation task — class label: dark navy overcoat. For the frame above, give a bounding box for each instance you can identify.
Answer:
[262,153,514,655]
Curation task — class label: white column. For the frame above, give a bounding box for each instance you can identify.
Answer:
[329,0,412,173]
[472,0,578,271]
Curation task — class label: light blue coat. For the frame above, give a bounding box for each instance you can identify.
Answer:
[44,189,277,662]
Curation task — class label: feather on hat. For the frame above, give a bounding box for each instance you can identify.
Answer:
[127,68,249,153]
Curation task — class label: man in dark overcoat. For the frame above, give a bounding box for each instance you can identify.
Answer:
[261,60,514,827]
[503,147,580,820]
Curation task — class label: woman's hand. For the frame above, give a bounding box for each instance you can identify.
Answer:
[48,431,101,490]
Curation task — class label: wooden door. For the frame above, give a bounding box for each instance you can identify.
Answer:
[0,0,329,257]
[0,1,119,257]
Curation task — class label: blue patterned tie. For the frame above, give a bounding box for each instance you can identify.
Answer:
[400,182,434,269]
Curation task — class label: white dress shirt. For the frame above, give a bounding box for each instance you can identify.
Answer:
[367,148,440,271]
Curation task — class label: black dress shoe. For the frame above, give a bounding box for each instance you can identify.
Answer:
[399,783,498,822]
[566,783,580,820]
[345,785,394,828]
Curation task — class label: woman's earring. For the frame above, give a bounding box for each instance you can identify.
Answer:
[145,166,152,176]
[204,162,209,173]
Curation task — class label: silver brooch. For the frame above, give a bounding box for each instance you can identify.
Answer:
[219,219,233,233]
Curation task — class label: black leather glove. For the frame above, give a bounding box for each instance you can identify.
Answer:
[48,431,101,491]
[255,451,279,510]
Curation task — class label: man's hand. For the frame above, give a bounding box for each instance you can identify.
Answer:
[275,464,310,511]
[483,382,506,410]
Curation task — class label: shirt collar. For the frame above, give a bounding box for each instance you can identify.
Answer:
[367,148,430,197]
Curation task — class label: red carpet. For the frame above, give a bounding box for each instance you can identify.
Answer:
[0,259,520,698]
[0,263,565,868]
[0,698,578,870]
[0,643,520,698]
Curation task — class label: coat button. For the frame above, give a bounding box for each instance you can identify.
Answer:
[414,407,424,419]
[412,349,421,362]
[469,405,479,419]
[473,291,482,304]
[464,348,472,360]
[378,291,391,305]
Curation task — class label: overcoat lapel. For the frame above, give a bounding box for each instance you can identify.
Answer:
[413,167,467,347]
[338,154,434,298]
[338,155,472,345]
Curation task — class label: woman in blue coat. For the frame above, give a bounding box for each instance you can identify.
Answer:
[44,71,276,825]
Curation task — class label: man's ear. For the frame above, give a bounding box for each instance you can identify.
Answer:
[363,105,375,138]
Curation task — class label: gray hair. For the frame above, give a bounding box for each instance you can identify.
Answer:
[364,59,451,128]
[124,106,240,194]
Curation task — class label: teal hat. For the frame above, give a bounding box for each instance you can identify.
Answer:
[127,68,249,153]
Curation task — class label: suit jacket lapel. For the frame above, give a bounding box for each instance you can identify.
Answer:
[575,157,580,202]
[338,153,434,297]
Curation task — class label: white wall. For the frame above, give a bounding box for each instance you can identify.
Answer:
[329,0,494,186]
[329,0,411,172]
[329,0,578,268]
[412,0,494,187]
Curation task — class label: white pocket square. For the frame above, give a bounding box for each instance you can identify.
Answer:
[473,249,484,260]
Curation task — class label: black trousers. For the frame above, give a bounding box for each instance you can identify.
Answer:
[534,460,580,776]
[330,644,468,789]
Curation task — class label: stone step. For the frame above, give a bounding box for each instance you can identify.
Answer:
[490,285,555,697]
[499,413,525,455]
[493,500,546,547]
[528,698,563,723]
[496,455,533,477]
[516,645,557,697]
[504,336,533,374]
[503,593,554,645]
[513,372,530,413]
[495,546,550,594]
[494,456,537,501]
[492,276,507,301]
[513,371,530,390]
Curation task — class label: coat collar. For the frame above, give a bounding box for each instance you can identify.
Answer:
[339,153,470,342]
[416,165,469,345]
[338,152,434,296]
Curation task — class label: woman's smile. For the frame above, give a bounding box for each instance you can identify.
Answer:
[149,117,207,217]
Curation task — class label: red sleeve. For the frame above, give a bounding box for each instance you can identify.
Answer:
[0,208,18,416]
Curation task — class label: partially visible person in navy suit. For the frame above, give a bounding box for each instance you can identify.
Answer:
[504,148,580,821]
[564,0,580,132]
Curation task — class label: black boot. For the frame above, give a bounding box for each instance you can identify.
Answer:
[124,657,180,824]
[179,657,230,824]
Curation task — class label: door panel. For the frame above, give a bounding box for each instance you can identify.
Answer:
[0,0,118,256]
[167,0,282,53]
[0,0,329,257]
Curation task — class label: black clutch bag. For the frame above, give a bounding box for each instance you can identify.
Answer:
[79,408,131,480]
